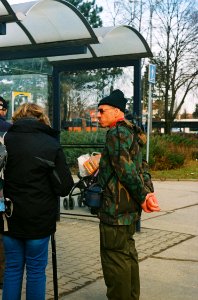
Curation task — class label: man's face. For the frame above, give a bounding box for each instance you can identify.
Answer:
[0,102,7,117]
[97,105,116,127]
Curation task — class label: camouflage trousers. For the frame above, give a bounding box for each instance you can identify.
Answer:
[0,234,5,285]
[100,223,140,300]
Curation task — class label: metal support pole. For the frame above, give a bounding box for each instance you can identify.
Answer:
[52,67,61,222]
[146,83,152,162]
[133,59,142,232]
[133,59,142,126]
[51,234,58,300]
[52,67,61,132]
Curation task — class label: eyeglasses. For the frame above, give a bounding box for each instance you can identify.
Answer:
[98,108,114,114]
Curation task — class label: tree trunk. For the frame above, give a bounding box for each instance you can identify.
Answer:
[164,119,172,134]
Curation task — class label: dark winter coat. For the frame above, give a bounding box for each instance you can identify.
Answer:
[0,118,74,239]
[0,116,12,136]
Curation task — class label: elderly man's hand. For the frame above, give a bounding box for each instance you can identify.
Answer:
[141,193,160,213]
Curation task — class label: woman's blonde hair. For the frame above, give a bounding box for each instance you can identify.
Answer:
[12,103,51,126]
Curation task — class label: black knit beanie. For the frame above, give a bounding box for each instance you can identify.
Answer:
[98,89,127,112]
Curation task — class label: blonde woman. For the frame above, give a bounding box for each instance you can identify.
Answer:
[0,103,74,300]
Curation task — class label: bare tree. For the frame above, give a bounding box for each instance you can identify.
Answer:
[60,71,96,122]
[60,68,123,125]
[152,0,198,133]
[102,0,147,32]
[99,0,198,134]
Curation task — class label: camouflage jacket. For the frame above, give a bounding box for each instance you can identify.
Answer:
[98,119,148,225]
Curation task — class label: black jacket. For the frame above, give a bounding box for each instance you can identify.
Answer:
[0,118,74,239]
[0,116,12,136]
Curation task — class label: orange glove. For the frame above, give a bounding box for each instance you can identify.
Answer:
[141,193,160,213]
[146,193,160,211]
[141,200,152,213]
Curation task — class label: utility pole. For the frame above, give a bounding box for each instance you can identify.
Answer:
[146,64,156,162]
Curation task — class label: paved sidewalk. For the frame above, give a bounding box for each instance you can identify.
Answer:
[0,181,197,300]
[47,219,193,300]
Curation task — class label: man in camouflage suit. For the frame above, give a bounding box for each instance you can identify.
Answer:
[97,89,160,300]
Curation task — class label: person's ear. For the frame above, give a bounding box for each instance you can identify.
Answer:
[114,108,120,116]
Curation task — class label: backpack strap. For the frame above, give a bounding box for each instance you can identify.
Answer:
[0,134,7,179]
[0,134,13,231]
[116,121,138,159]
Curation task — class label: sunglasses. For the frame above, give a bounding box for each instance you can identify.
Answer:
[98,108,114,114]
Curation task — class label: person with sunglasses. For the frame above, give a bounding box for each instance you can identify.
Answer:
[0,97,11,137]
[97,89,160,300]
[0,96,11,290]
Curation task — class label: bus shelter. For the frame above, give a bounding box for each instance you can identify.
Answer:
[0,3,154,298]
[0,0,152,131]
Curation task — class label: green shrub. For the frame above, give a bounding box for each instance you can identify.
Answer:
[192,151,198,160]
[60,130,196,171]
[162,133,198,147]
[166,152,185,169]
[61,129,106,145]
[61,129,106,169]
[143,136,167,168]
[151,152,185,170]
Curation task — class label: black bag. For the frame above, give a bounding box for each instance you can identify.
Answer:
[84,183,103,208]
[84,171,114,209]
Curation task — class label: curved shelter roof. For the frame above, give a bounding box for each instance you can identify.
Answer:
[48,25,152,69]
[0,0,153,131]
[0,0,152,66]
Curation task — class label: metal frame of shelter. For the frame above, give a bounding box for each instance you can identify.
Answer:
[52,59,143,131]
[0,0,153,131]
